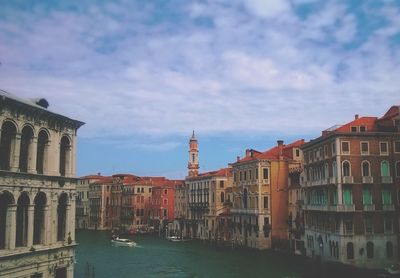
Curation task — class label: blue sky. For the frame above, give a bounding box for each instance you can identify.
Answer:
[0,0,399,178]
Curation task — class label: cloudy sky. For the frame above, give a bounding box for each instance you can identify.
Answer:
[0,0,399,178]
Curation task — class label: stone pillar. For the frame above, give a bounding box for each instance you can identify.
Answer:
[70,199,76,241]
[6,205,17,249]
[43,205,50,245]
[10,133,21,171]
[67,264,74,278]
[28,136,38,174]
[335,138,343,205]
[51,197,58,244]
[65,204,71,242]
[27,205,34,247]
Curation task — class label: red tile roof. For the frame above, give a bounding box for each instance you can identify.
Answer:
[235,139,305,163]
[333,117,378,133]
[191,167,232,179]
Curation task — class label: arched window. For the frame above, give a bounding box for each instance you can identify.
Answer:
[33,192,47,245]
[16,192,30,247]
[0,121,17,170]
[0,191,15,249]
[386,241,394,258]
[367,242,374,259]
[381,161,390,177]
[243,189,248,209]
[57,193,68,241]
[36,130,49,174]
[362,161,370,177]
[19,126,34,172]
[396,161,400,177]
[347,242,354,259]
[332,162,337,178]
[59,136,71,176]
[220,192,225,203]
[342,161,351,177]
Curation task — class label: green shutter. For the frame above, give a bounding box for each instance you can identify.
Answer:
[382,189,392,205]
[381,161,390,177]
[363,189,372,205]
[343,188,352,205]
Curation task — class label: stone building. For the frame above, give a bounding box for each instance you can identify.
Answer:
[76,174,103,229]
[302,107,400,269]
[231,139,304,250]
[0,90,84,278]
[88,176,113,230]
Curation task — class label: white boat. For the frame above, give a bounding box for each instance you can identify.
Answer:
[384,263,400,275]
[167,236,191,242]
[111,237,137,247]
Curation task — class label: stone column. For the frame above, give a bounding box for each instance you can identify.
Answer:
[51,196,58,244]
[43,205,50,245]
[10,133,21,171]
[6,205,17,250]
[28,136,38,174]
[65,204,71,242]
[43,141,51,175]
[335,138,343,205]
[27,205,34,247]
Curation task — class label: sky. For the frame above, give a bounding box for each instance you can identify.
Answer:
[0,0,399,179]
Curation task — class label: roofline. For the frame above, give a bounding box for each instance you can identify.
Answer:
[1,89,85,129]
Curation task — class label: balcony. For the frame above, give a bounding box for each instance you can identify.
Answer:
[333,204,355,212]
[382,204,395,211]
[363,204,375,211]
[362,176,373,184]
[329,177,337,184]
[381,176,393,184]
[342,176,354,184]
[231,208,264,214]
[303,204,330,211]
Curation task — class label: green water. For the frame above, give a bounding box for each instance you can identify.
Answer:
[74,230,307,278]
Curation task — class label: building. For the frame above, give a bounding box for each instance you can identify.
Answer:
[172,182,187,238]
[231,139,304,250]
[88,176,113,230]
[302,108,400,269]
[0,90,84,278]
[76,174,103,229]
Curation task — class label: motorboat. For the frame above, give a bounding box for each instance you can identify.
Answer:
[167,236,191,242]
[111,237,137,247]
[384,263,400,275]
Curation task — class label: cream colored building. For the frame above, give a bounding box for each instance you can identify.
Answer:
[76,175,103,229]
[0,90,84,278]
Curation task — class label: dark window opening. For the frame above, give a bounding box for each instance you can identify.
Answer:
[36,130,49,174]
[57,194,68,241]
[0,191,14,249]
[19,126,34,173]
[60,136,71,176]
[33,192,47,245]
[16,192,30,247]
[0,121,17,170]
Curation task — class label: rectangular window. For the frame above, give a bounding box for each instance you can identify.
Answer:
[395,141,400,153]
[332,142,336,155]
[344,219,353,234]
[219,181,224,188]
[361,142,369,155]
[249,170,252,180]
[239,171,242,181]
[385,217,393,233]
[360,126,366,132]
[296,149,300,157]
[263,168,269,180]
[382,189,392,205]
[380,142,388,155]
[263,196,269,209]
[324,145,328,157]
[351,126,357,132]
[244,171,247,180]
[341,141,350,154]
[362,188,372,205]
[343,187,353,205]
[309,151,312,162]
[255,168,258,180]
[234,172,237,182]
[365,216,373,234]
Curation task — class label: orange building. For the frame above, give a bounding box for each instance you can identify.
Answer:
[231,139,304,250]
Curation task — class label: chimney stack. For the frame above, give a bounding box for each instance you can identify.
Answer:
[355,114,359,120]
[277,140,284,157]
[245,149,250,158]
[237,156,240,162]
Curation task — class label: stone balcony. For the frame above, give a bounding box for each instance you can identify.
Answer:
[230,208,268,215]
[363,204,375,211]
[381,176,393,184]
[362,176,374,184]
[382,204,395,211]
[342,176,354,184]
[303,204,355,212]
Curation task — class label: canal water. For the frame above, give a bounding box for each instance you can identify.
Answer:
[74,231,380,278]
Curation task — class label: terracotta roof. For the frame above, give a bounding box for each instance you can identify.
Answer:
[79,174,104,179]
[190,167,232,179]
[333,117,378,133]
[235,139,304,163]
[378,105,400,121]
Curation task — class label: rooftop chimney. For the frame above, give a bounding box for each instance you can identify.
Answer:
[237,156,240,162]
[245,149,250,158]
[355,114,359,120]
[277,140,284,157]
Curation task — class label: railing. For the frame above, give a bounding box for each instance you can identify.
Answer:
[329,177,337,184]
[382,204,395,211]
[381,176,393,184]
[342,176,354,184]
[362,176,373,184]
[363,204,375,211]
[304,204,355,212]
[231,208,265,214]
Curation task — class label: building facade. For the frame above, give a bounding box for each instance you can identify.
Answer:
[302,108,400,269]
[0,90,83,278]
[231,140,304,250]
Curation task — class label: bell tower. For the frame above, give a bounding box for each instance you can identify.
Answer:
[188,130,199,177]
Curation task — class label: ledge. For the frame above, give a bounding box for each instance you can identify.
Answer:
[0,242,77,260]
[0,170,79,182]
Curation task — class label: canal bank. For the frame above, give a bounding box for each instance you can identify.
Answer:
[74,230,383,278]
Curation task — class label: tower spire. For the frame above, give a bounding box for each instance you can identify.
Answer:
[188,131,199,177]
